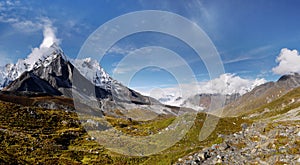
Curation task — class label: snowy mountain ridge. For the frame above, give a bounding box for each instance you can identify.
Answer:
[154,74,266,108]
[0,43,113,90]
[0,44,65,88]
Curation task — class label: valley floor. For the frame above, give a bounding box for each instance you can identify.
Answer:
[0,97,299,164]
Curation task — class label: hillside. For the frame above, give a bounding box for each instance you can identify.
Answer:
[1,73,300,164]
[175,85,300,164]
[1,92,299,164]
[0,97,253,164]
[222,73,300,117]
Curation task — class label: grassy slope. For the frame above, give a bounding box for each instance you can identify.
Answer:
[0,92,74,108]
[222,82,288,117]
[0,98,251,164]
[242,86,300,120]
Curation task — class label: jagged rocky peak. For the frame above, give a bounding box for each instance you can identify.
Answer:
[3,44,73,95]
[0,43,66,89]
[277,72,300,88]
[0,39,175,118]
[25,43,66,69]
[277,72,300,81]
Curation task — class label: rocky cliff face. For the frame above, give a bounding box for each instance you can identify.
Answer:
[4,52,72,94]
[0,44,65,88]
[3,71,62,95]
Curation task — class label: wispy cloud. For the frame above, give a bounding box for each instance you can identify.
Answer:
[110,46,202,89]
[11,19,44,33]
[62,19,91,37]
[0,50,13,66]
[107,45,137,55]
[224,45,273,64]
[0,0,52,33]
[112,46,196,74]
[223,56,253,64]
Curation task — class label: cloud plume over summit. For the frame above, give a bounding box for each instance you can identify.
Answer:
[26,22,60,65]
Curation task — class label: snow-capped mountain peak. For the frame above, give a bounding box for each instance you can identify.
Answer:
[0,40,114,91]
[24,43,65,70]
[0,43,65,89]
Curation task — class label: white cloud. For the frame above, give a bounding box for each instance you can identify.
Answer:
[0,0,20,11]
[11,20,44,33]
[272,48,300,75]
[62,19,91,37]
[25,23,60,64]
[196,73,266,95]
[0,16,59,67]
[137,73,266,105]
[40,23,60,48]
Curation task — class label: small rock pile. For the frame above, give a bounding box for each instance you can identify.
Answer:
[176,122,300,164]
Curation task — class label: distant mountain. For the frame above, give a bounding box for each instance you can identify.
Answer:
[222,73,300,117]
[155,74,265,111]
[180,93,240,111]
[157,94,184,107]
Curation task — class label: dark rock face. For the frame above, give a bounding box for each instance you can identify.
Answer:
[276,72,300,89]
[32,54,73,89]
[4,54,73,96]
[4,71,62,95]
[277,72,300,82]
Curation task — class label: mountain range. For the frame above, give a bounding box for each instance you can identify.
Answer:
[1,43,300,117]
[0,43,175,118]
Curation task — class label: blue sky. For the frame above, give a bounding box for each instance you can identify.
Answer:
[1,0,300,93]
